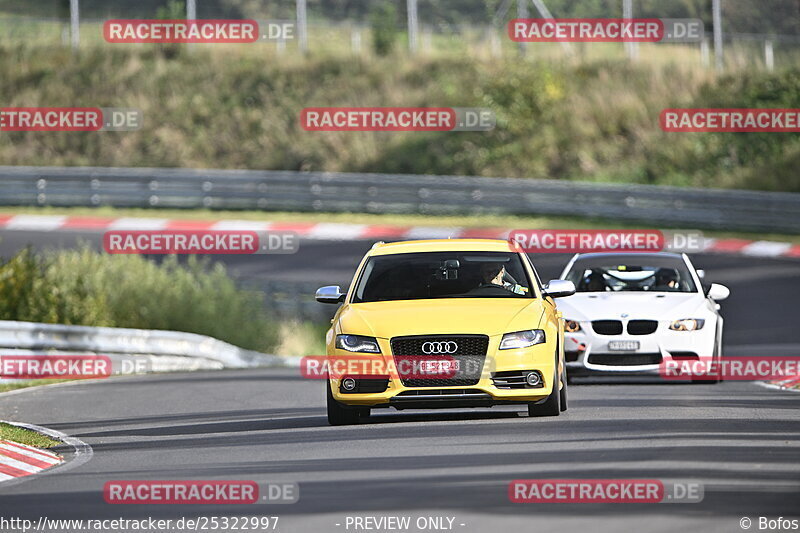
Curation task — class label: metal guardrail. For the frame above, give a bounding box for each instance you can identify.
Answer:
[0,320,289,383]
[1,165,799,233]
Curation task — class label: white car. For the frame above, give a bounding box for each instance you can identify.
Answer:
[555,252,730,382]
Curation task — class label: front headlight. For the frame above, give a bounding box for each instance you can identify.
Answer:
[499,329,546,350]
[669,319,705,332]
[564,319,582,333]
[335,334,381,353]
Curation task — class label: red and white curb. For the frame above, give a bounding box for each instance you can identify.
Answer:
[0,214,798,258]
[0,439,62,481]
[0,420,93,488]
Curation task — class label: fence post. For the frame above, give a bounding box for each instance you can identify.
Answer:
[516,0,529,57]
[70,0,79,51]
[351,27,362,55]
[407,0,419,54]
[490,27,501,58]
[623,0,638,60]
[764,40,774,71]
[712,0,723,71]
[296,0,308,53]
[422,26,432,54]
[700,37,710,67]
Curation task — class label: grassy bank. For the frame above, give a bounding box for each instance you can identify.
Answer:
[1,45,799,192]
[0,422,61,448]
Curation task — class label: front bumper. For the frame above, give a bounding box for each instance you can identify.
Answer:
[328,336,558,408]
[564,323,716,375]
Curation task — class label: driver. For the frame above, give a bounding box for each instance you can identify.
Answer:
[480,262,505,286]
[654,268,680,291]
[477,262,527,295]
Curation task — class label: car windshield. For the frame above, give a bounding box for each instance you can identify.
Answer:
[352,251,533,303]
[564,255,697,293]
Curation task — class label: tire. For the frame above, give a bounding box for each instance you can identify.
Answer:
[559,365,568,412]
[326,380,361,426]
[692,333,722,385]
[528,359,561,417]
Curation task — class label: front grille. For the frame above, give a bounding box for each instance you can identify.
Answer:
[565,351,581,362]
[592,320,623,335]
[390,334,488,387]
[588,353,663,366]
[627,320,658,335]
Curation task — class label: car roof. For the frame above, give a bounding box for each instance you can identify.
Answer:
[369,239,519,256]
[572,252,685,261]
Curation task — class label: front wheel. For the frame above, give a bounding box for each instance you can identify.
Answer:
[326,381,361,426]
[528,362,562,417]
[692,333,722,385]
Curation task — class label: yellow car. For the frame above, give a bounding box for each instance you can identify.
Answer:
[315,239,576,425]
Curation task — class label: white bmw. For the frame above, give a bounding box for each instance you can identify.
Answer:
[555,252,730,382]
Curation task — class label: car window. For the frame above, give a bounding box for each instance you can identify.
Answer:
[564,256,697,293]
[352,251,533,303]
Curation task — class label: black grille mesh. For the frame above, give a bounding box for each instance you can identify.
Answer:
[627,320,658,335]
[390,335,488,387]
[592,320,623,335]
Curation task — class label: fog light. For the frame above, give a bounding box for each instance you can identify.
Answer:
[341,377,357,391]
[525,372,542,387]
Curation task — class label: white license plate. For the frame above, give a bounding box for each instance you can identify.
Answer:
[418,360,460,373]
[608,340,640,351]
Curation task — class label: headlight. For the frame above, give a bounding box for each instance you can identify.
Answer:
[335,334,381,353]
[499,329,546,350]
[564,319,582,333]
[669,319,705,332]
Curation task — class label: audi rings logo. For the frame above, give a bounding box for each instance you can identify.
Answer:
[421,341,458,354]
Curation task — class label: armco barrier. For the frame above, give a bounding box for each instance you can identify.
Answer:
[0,320,292,383]
[0,166,798,233]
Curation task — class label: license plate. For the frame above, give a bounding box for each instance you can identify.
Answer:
[418,360,460,374]
[608,340,640,351]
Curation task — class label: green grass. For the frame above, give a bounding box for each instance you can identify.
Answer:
[0,422,61,448]
[2,206,798,244]
[0,379,72,393]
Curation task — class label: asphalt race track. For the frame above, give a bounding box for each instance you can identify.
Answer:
[0,229,799,533]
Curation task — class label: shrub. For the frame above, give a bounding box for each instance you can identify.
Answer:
[0,247,279,352]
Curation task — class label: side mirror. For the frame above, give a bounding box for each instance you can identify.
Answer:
[707,283,729,301]
[315,285,346,304]
[543,279,576,299]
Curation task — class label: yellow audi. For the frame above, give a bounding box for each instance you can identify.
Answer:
[315,239,575,425]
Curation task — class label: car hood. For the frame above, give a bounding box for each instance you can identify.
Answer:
[556,292,706,321]
[338,298,544,338]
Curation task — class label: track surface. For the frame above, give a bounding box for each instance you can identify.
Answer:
[0,229,799,533]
